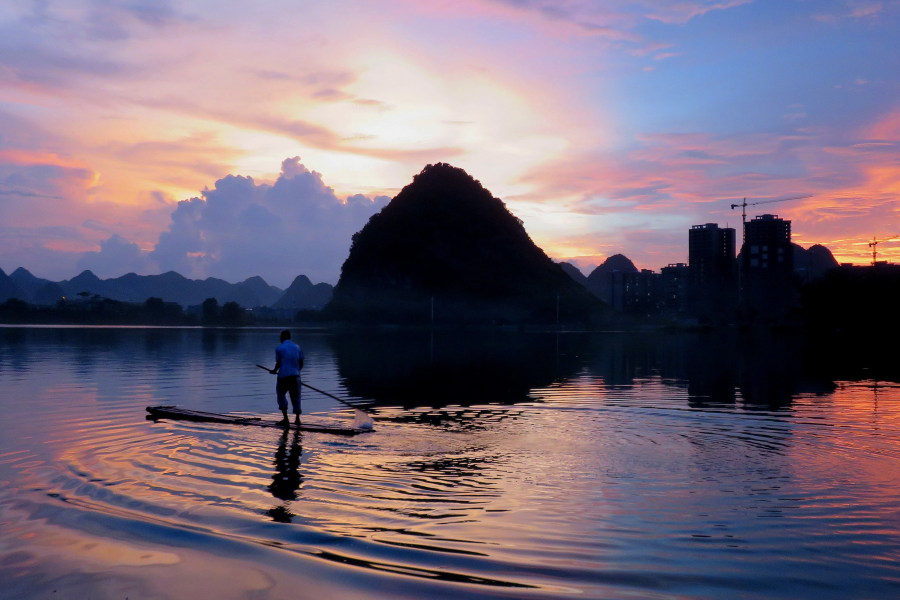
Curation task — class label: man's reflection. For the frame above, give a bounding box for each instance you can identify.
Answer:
[266,427,303,523]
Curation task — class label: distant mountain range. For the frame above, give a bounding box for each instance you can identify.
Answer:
[559,244,839,300]
[272,275,334,310]
[0,240,842,313]
[559,254,638,303]
[0,269,24,304]
[0,267,333,309]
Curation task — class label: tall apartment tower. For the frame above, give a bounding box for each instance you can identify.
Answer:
[741,214,793,320]
[688,223,737,320]
[660,263,689,314]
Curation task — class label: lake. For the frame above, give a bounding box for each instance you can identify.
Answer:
[1,326,899,599]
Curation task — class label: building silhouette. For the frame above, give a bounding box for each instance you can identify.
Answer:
[741,214,793,320]
[660,263,689,315]
[688,223,737,321]
[609,269,661,314]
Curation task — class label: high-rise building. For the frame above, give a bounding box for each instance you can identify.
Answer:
[660,263,689,314]
[741,214,793,320]
[688,223,737,320]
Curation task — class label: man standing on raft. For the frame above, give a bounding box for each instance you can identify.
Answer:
[265,330,304,426]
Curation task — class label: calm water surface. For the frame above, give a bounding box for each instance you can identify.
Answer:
[1,327,899,599]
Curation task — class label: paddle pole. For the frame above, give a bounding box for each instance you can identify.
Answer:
[255,365,374,429]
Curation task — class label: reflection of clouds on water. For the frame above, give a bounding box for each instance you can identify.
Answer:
[3,328,900,598]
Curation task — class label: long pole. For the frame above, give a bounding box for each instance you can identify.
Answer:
[255,364,374,416]
[299,380,369,412]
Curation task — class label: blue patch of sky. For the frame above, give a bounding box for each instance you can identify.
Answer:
[586,1,900,143]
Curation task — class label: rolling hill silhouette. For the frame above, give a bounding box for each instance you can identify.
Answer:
[2,268,331,309]
[272,275,333,310]
[585,254,638,303]
[0,269,25,303]
[558,262,589,287]
[793,243,839,282]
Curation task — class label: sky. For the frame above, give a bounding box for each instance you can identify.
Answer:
[1,0,899,287]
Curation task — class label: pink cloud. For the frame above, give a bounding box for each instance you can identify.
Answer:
[512,108,900,267]
[644,0,753,24]
[849,2,882,18]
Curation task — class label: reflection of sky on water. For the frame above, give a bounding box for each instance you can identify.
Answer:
[1,327,900,598]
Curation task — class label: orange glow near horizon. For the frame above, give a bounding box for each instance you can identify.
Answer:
[1,0,898,281]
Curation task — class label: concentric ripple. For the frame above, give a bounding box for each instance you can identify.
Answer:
[2,327,900,599]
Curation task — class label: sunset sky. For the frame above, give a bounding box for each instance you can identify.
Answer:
[1,0,899,286]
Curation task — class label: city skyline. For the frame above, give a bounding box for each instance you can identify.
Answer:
[1,1,899,286]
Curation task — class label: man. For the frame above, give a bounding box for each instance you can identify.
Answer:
[266,330,304,426]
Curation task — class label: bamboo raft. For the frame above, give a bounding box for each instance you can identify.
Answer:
[146,405,373,436]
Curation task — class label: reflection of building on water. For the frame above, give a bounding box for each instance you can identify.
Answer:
[576,332,836,409]
[266,427,303,523]
[332,329,843,414]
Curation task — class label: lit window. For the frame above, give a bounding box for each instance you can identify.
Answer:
[751,245,759,254]
[751,259,759,267]
[763,245,768,251]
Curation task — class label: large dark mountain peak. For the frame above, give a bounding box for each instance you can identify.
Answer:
[325,163,605,323]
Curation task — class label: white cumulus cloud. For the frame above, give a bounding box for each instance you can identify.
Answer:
[149,157,389,286]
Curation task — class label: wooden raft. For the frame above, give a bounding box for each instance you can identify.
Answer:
[146,405,372,436]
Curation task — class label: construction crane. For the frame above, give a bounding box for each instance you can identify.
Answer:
[869,235,899,266]
[729,194,811,304]
[730,195,813,240]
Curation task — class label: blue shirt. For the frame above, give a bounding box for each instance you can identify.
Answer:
[275,340,303,378]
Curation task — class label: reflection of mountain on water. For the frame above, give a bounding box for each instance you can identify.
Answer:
[2,327,893,417]
[332,330,844,412]
[331,330,590,409]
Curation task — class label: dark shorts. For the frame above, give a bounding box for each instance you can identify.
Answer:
[276,376,301,414]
